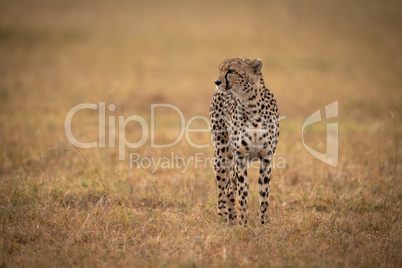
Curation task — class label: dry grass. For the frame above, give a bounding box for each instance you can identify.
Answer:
[0,0,401,267]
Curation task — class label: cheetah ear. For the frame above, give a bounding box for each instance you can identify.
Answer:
[251,58,263,71]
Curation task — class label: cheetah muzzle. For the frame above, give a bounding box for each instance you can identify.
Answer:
[209,57,280,225]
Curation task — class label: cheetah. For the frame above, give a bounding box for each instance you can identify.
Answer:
[209,57,279,225]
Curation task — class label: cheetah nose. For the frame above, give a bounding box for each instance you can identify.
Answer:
[215,80,222,86]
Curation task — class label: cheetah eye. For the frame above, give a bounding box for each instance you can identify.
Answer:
[227,70,234,74]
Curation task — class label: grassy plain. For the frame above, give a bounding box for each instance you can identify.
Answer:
[0,0,401,267]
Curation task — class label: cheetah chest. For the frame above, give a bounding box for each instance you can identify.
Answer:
[235,119,272,158]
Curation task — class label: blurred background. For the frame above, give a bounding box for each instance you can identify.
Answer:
[0,0,401,266]
[0,0,401,166]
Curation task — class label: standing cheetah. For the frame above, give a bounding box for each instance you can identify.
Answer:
[209,57,279,225]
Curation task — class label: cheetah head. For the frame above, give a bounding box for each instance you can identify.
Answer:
[214,57,263,97]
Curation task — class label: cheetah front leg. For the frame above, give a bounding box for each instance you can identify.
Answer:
[258,157,272,224]
[235,156,249,225]
[226,158,237,224]
[213,155,230,222]
[212,132,231,222]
